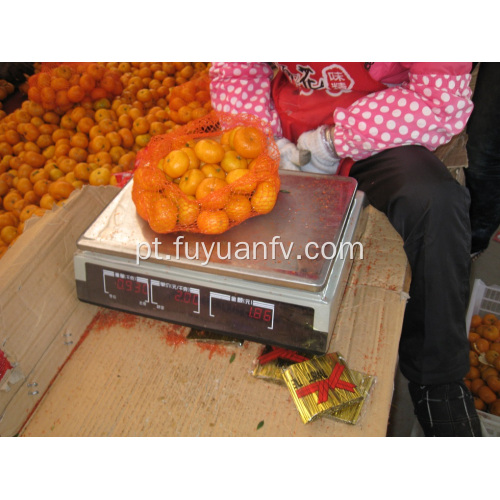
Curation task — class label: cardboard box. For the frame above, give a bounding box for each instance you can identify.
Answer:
[2,183,411,437]
[0,185,119,436]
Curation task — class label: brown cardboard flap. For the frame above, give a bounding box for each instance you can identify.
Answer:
[19,203,409,437]
[0,185,119,436]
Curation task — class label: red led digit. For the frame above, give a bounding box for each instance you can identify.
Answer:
[249,306,272,322]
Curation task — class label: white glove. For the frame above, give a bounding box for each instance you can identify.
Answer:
[297,126,340,175]
[276,137,301,171]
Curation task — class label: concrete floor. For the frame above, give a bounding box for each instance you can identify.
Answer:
[386,226,500,437]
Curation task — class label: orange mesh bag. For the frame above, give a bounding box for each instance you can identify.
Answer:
[27,62,123,111]
[132,111,281,235]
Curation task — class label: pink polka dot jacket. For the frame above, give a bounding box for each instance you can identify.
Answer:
[209,62,473,162]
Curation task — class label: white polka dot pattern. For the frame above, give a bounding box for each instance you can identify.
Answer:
[333,73,473,160]
[209,62,283,136]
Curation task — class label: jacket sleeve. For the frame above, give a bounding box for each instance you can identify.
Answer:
[331,63,474,161]
[209,62,283,136]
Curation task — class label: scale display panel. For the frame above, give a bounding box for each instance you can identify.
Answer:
[77,261,325,351]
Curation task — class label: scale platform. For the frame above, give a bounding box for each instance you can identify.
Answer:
[74,171,368,354]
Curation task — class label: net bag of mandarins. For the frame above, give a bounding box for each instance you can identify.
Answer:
[132,111,281,235]
[27,62,123,111]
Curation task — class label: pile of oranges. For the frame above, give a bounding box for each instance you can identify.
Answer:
[27,63,124,112]
[465,312,500,416]
[167,76,212,125]
[0,62,212,258]
[133,124,279,235]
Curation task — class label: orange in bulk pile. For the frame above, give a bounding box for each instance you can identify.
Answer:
[481,366,498,382]
[474,397,486,411]
[486,374,500,393]
[167,72,212,125]
[483,324,499,342]
[89,167,111,186]
[0,225,18,245]
[465,365,480,381]
[485,349,500,365]
[478,385,497,405]
[470,378,485,395]
[0,212,18,229]
[469,350,479,367]
[483,313,498,325]
[491,399,500,416]
[48,180,75,201]
[474,337,490,354]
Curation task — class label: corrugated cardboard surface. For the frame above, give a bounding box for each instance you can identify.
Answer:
[18,200,410,437]
[0,185,119,436]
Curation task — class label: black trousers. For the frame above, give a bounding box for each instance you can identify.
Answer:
[349,146,471,386]
[466,62,500,253]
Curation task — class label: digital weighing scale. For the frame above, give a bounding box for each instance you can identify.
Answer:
[74,171,368,354]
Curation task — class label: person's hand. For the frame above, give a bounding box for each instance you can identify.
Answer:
[276,137,302,171]
[297,125,340,175]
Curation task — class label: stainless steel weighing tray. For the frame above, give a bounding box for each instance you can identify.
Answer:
[76,171,358,292]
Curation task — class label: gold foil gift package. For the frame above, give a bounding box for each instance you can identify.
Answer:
[282,352,375,424]
[326,367,375,425]
[252,348,375,425]
[252,345,311,384]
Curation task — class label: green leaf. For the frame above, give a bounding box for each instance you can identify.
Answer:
[279,189,290,194]
[229,353,236,364]
[257,420,264,430]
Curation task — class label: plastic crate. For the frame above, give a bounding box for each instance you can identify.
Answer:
[466,279,500,437]
[477,410,500,437]
[466,280,500,328]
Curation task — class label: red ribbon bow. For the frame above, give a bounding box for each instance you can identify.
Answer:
[258,346,309,366]
[295,362,356,404]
